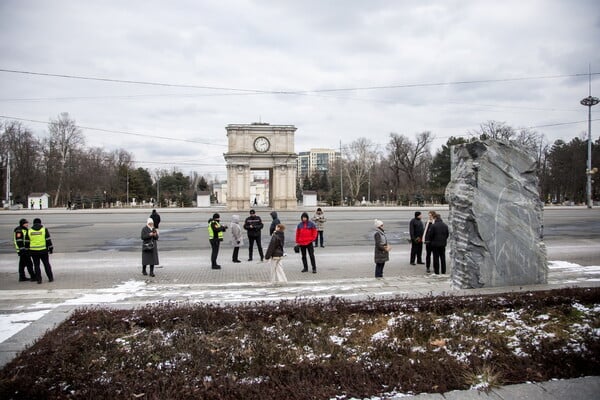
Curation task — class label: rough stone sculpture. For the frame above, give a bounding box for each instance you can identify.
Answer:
[445,140,547,289]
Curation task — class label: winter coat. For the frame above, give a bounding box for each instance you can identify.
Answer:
[269,211,280,235]
[265,230,285,259]
[427,218,449,248]
[296,213,318,245]
[374,227,389,263]
[311,212,326,231]
[230,215,243,247]
[150,211,161,229]
[409,217,424,242]
[29,222,53,254]
[244,214,264,238]
[141,225,159,265]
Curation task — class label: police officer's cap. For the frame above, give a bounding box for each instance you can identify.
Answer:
[212,213,220,220]
[19,218,28,225]
[33,218,41,224]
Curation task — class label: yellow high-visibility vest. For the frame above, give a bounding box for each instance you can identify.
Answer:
[208,221,224,240]
[29,227,47,251]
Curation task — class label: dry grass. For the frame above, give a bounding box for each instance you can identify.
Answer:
[1,287,599,399]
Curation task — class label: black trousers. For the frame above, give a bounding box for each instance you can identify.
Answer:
[300,243,316,271]
[410,241,423,263]
[432,246,447,274]
[18,254,34,279]
[31,252,53,282]
[314,231,324,247]
[375,262,385,278]
[210,239,221,266]
[248,236,263,260]
[232,246,240,261]
[425,244,433,271]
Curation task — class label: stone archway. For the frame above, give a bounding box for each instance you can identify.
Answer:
[224,123,298,211]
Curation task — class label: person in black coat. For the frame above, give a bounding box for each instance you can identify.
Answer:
[269,211,280,235]
[426,214,450,275]
[150,209,161,231]
[409,211,425,265]
[141,218,159,277]
[244,209,264,261]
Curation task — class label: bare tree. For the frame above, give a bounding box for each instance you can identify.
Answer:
[47,113,85,206]
[386,131,433,198]
[471,120,515,141]
[342,138,379,204]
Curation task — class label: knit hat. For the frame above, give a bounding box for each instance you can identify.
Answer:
[212,213,220,220]
[33,218,41,224]
[415,211,421,217]
[147,218,154,225]
[249,209,256,214]
[374,219,383,228]
[19,218,28,225]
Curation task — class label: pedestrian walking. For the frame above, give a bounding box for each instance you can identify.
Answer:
[269,211,280,235]
[311,207,327,248]
[265,223,287,283]
[28,218,54,284]
[295,212,318,273]
[208,213,227,269]
[373,219,390,278]
[13,218,35,282]
[30,200,34,210]
[244,209,264,261]
[141,218,159,277]
[230,214,243,263]
[426,213,449,275]
[38,199,42,210]
[409,211,424,265]
[422,211,436,274]
[150,209,161,232]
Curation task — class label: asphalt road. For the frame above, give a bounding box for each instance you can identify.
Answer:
[1,206,598,265]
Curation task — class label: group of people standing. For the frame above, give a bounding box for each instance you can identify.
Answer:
[13,217,55,284]
[409,211,449,274]
[372,210,449,279]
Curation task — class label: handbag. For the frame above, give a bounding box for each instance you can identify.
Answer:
[142,241,154,252]
[293,245,300,253]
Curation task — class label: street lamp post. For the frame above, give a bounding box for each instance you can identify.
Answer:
[580,94,599,209]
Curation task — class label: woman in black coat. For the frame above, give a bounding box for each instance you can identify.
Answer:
[141,218,159,277]
[426,215,449,275]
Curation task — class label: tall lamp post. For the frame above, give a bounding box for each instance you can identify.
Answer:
[580,93,599,209]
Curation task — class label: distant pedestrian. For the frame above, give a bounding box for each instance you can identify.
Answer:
[230,215,243,263]
[13,218,35,282]
[208,213,227,269]
[39,199,42,210]
[67,200,72,210]
[422,211,436,274]
[141,218,159,277]
[295,212,318,273]
[269,211,280,235]
[244,209,264,261]
[373,219,390,278]
[150,209,161,232]
[311,207,327,248]
[30,200,34,210]
[265,223,287,283]
[426,213,449,275]
[29,218,54,284]
[409,211,424,265]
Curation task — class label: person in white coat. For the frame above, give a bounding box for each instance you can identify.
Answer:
[230,215,243,263]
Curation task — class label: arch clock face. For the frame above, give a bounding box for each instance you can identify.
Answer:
[253,136,270,152]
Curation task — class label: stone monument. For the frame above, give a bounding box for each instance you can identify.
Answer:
[224,123,298,211]
[445,140,547,289]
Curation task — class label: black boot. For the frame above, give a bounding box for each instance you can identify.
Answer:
[149,266,155,277]
[142,266,148,276]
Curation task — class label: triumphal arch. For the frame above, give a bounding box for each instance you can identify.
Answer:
[224,123,298,211]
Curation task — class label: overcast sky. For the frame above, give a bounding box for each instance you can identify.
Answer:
[1,0,599,180]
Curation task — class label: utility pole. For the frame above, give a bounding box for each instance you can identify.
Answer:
[580,65,599,209]
[5,153,10,205]
[339,140,343,206]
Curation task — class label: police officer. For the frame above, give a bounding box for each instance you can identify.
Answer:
[14,218,35,282]
[29,217,54,284]
[208,213,227,269]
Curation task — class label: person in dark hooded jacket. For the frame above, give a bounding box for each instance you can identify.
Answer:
[295,212,318,273]
[265,224,287,283]
[269,211,280,235]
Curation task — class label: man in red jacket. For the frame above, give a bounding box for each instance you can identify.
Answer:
[295,212,318,273]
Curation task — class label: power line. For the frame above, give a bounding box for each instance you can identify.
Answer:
[1,67,597,95]
[0,115,227,147]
